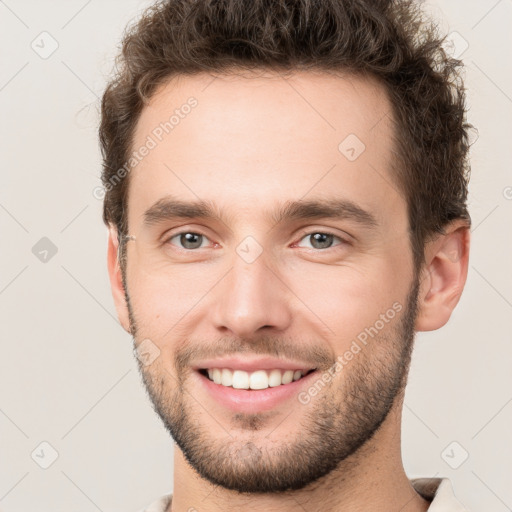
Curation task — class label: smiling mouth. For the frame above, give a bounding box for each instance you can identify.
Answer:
[198,368,317,390]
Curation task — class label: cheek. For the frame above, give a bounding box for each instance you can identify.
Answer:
[286,260,407,346]
[126,265,217,337]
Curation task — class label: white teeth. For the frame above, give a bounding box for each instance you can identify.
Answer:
[268,369,282,387]
[249,370,268,390]
[221,368,233,386]
[281,370,294,385]
[212,368,222,384]
[204,368,308,389]
[232,370,249,389]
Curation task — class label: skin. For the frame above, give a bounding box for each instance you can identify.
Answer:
[107,70,470,511]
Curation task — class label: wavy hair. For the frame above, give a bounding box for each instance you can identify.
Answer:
[99,0,472,272]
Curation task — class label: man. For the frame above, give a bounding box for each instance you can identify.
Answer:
[100,0,472,510]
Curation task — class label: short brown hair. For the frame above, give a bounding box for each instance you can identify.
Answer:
[99,0,472,273]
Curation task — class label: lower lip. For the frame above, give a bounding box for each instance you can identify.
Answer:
[195,370,318,413]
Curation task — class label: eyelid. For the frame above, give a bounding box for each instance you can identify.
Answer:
[160,222,212,240]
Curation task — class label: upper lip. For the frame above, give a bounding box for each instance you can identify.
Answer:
[193,356,317,373]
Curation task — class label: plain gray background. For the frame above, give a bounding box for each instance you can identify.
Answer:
[0,1,511,510]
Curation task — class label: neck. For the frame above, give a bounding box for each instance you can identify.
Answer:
[169,396,430,512]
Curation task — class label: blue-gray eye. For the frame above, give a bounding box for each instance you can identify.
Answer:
[296,232,345,250]
[168,232,209,250]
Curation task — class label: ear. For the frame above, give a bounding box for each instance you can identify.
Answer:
[107,225,131,333]
[414,220,471,332]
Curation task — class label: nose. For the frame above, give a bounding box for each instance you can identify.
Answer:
[210,250,293,338]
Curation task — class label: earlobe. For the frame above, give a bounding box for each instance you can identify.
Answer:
[106,225,132,334]
[414,222,470,332]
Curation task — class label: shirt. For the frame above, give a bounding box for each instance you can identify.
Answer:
[138,477,468,511]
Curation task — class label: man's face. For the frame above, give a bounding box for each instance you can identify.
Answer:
[120,71,419,492]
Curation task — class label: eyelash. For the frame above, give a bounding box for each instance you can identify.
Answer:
[162,229,350,252]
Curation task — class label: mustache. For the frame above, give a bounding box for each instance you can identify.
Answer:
[174,335,334,373]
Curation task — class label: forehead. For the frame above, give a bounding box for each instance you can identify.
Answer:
[127,70,405,233]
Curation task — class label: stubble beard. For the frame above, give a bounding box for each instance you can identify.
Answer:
[123,265,420,493]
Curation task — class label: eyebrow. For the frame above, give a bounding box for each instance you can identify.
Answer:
[142,195,379,231]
